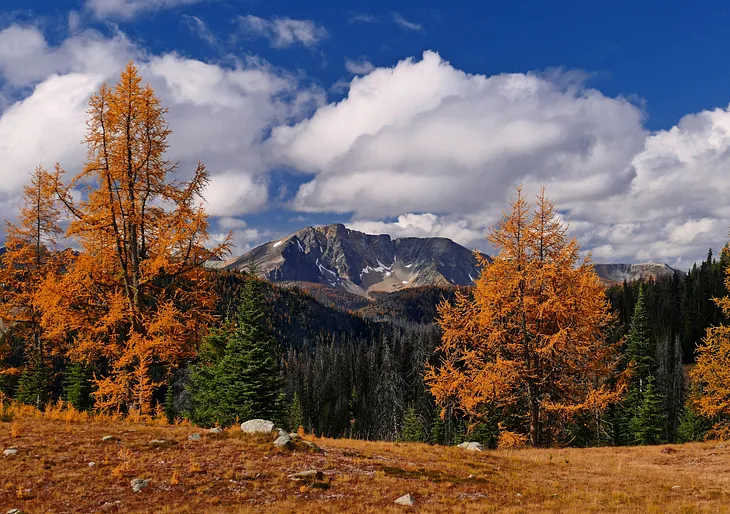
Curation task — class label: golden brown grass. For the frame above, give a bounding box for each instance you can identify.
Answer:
[1,403,729,513]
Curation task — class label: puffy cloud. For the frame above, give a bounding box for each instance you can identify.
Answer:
[348,213,484,248]
[0,25,136,86]
[345,58,375,75]
[271,51,644,218]
[271,51,730,267]
[237,16,329,48]
[85,0,205,20]
[0,26,323,230]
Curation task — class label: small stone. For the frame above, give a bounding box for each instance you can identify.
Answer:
[88,462,96,467]
[208,427,223,434]
[661,447,678,454]
[130,478,150,493]
[3,448,18,457]
[6,509,24,514]
[188,433,202,441]
[101,435,118,442]
[394,494,415,506]
[288,469,324,481]
[672,485,681,490]
[149,439,175,448]
[457,441,484,452]
[241,419,276,434]
[516,493,523,497]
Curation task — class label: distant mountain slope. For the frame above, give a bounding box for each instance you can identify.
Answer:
[593,262,681,285]
[220,224,489,297]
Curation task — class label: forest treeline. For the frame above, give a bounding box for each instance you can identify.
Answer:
[1,63,730,449]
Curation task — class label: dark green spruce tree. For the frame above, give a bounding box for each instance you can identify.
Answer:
[631,376,666,445]
[62,362,94,411]
[401,405,425,442]
[189,271,285,427]
[15,353,50,409]
[620,285,656,444]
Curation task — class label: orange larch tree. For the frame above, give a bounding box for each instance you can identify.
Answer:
[0,166,66,397]
[37,63,229,414]
[426,187,626,447]
[690,245,730,438]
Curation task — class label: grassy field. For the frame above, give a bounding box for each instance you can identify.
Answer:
[1,405,729,513]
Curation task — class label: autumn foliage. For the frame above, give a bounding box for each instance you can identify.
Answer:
[0,166,66,390]
[30,63,228,413]
[690,246,730,437]
[427,187,626,447]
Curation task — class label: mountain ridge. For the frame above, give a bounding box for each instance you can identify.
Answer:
[211,224,682,295]
[216,223,488,297]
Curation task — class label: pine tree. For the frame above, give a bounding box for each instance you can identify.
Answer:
[374,339,405,441]
[189,272,285,427]
[288,392,305,432]
[430,412,445,445]
[631,376,666,445]
[164,381,176,423]
[63,362,94,412]
[677,403,710,443]
[401,405,425,442]
[15,354,50,408]
[626,285,655,388]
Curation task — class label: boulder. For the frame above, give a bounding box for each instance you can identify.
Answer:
[6,509,24,514]
[240,419,276,434]
[394,494,415,506]
[3,448,18,457]
[273,433,293,449]
[457,442,484,452]
[130,478,150,493]
[188,433,202,442]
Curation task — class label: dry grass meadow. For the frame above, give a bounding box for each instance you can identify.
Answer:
[1,402,729,513]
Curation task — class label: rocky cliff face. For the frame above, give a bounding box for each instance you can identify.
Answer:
[592,262,680,284]
[221,224,488,296]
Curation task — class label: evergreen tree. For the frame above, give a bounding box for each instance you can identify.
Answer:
[430,412,445,445]
[15,354,50,409]
[401,405,425,442]
[189,272,285,427]
[631,376,666,445]
[164,381,176,423]
[677,404,710,443]
[626,285,656,385]
[374,339,405,440]
[288,392,305,432]
[63,362,94,412]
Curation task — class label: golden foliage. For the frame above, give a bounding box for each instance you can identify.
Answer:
[0,166,66,375]
[427,187,625,447]
[35,62,229,413]
[691,246,730,435]
[497,428,528,450]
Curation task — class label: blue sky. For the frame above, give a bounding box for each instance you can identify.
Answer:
[1,0,730,267]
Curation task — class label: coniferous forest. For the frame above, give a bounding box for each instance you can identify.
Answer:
[2,63,730,451]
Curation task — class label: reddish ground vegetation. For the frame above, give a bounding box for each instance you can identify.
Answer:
[2,405,730,513]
